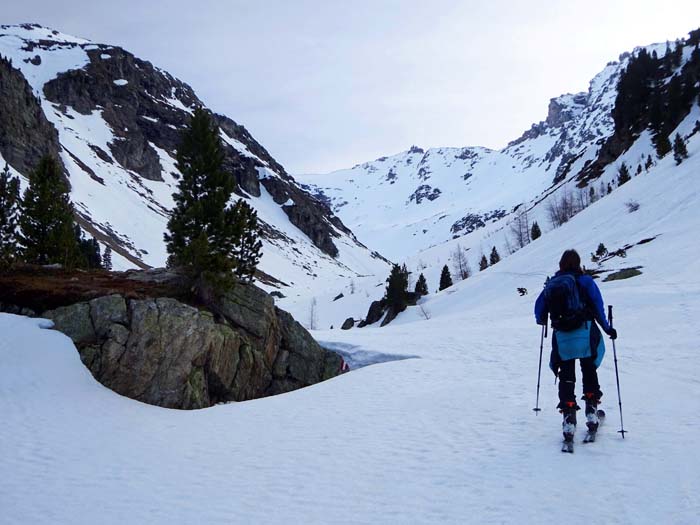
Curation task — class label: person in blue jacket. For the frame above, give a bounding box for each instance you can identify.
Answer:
[534,249,617,438]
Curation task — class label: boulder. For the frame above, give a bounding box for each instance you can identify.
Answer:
[38,280,344,409]
[341,318,355,330]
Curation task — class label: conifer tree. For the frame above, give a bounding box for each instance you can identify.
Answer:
[229,199,263,282]
[103,245,113,271]
[0,163,21,267]
[673,133,689,165]
[165,108,262,287]
[589,186,597,204]
[76,230,102,269]
[20,155,81,267]
[654,132,672,159]
[489,246,501,265]
[645,155,654,171]
[414,272,428,297]
[530,221,541,241]
[479,254,488,271]
[617,163,631,186]
[385,263,409,310]
[438,264,453,291]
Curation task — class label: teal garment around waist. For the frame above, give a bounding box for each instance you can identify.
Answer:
[553,321,605,367]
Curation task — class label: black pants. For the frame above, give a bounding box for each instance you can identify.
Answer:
[558,357,602,408]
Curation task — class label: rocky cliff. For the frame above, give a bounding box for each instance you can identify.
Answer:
[0,54,62,176]
[0,266,345,409]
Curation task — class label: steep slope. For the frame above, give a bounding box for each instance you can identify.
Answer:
[0,24,389,293]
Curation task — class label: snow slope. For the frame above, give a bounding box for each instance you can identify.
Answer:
[2,135,699,523]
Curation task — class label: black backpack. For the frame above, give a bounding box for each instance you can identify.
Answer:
[543,274,588,331]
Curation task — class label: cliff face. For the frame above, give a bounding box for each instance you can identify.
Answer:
[0,267,345,409]
[0,55,62,176]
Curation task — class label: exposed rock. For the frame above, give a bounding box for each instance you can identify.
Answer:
[341,318,354,330]
[358,299,386,328]
[0,55,63,176]
[21,268,345,409]
[409,184,441,205]
[450,209,506,236]
[545,93,587,128]
[333,293,344,301]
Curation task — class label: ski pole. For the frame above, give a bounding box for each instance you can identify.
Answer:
[533,322,546,414]
[608,305,627,438]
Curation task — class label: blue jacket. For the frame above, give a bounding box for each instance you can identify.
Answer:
[534,271,611,368]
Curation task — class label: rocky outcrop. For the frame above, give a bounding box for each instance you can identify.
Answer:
[1,266,345,409]
[0,55,62,176]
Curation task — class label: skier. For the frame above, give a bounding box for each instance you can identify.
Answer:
[534,249,617,450]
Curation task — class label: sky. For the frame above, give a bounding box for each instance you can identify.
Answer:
[4,1,700,173]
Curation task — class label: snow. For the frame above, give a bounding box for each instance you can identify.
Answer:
[2,27,700,524]
[220,130,267,165]
[2,153,700,523]
[113,79,128,86]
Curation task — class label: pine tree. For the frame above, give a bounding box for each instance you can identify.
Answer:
[102,245,113,271]
[673,133,689,165]
[385,263,409,310]
[20,155,82,267]
[76,230,102,269]
[229,199,262,282]
[645,155,654,171]
[0,163,21,267]
[530,221,541,241]
[617,163,631,186]
[489,246,500,265]
[414,273,428,297]
[654,132,672,159]
[165,107,261,287]
[589,186,597,204]
[479,254,488,271]
[438,265,453,291]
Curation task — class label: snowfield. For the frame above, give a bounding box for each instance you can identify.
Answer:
[2,152,699,524]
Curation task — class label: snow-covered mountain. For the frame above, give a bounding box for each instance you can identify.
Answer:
[292,33,700,328]
[296,40,685,264]
[0,24,390,296]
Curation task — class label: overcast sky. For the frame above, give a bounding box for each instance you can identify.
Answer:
[5,1,700,173]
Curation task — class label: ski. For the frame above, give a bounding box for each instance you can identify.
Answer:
[561,440,574,453]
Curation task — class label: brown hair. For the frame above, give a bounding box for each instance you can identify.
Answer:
[559,249,582,273]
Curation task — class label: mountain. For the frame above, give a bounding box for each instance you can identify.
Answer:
[0,24,390,296]
[297,34,700,270]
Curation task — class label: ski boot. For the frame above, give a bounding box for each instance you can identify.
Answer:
[582,393,605,443]
[559,401,578,453]
[583,392,599,433]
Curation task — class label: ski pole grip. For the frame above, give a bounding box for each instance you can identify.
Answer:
[608,305,613,328]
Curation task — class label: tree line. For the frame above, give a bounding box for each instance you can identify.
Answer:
[0,157,110,270]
